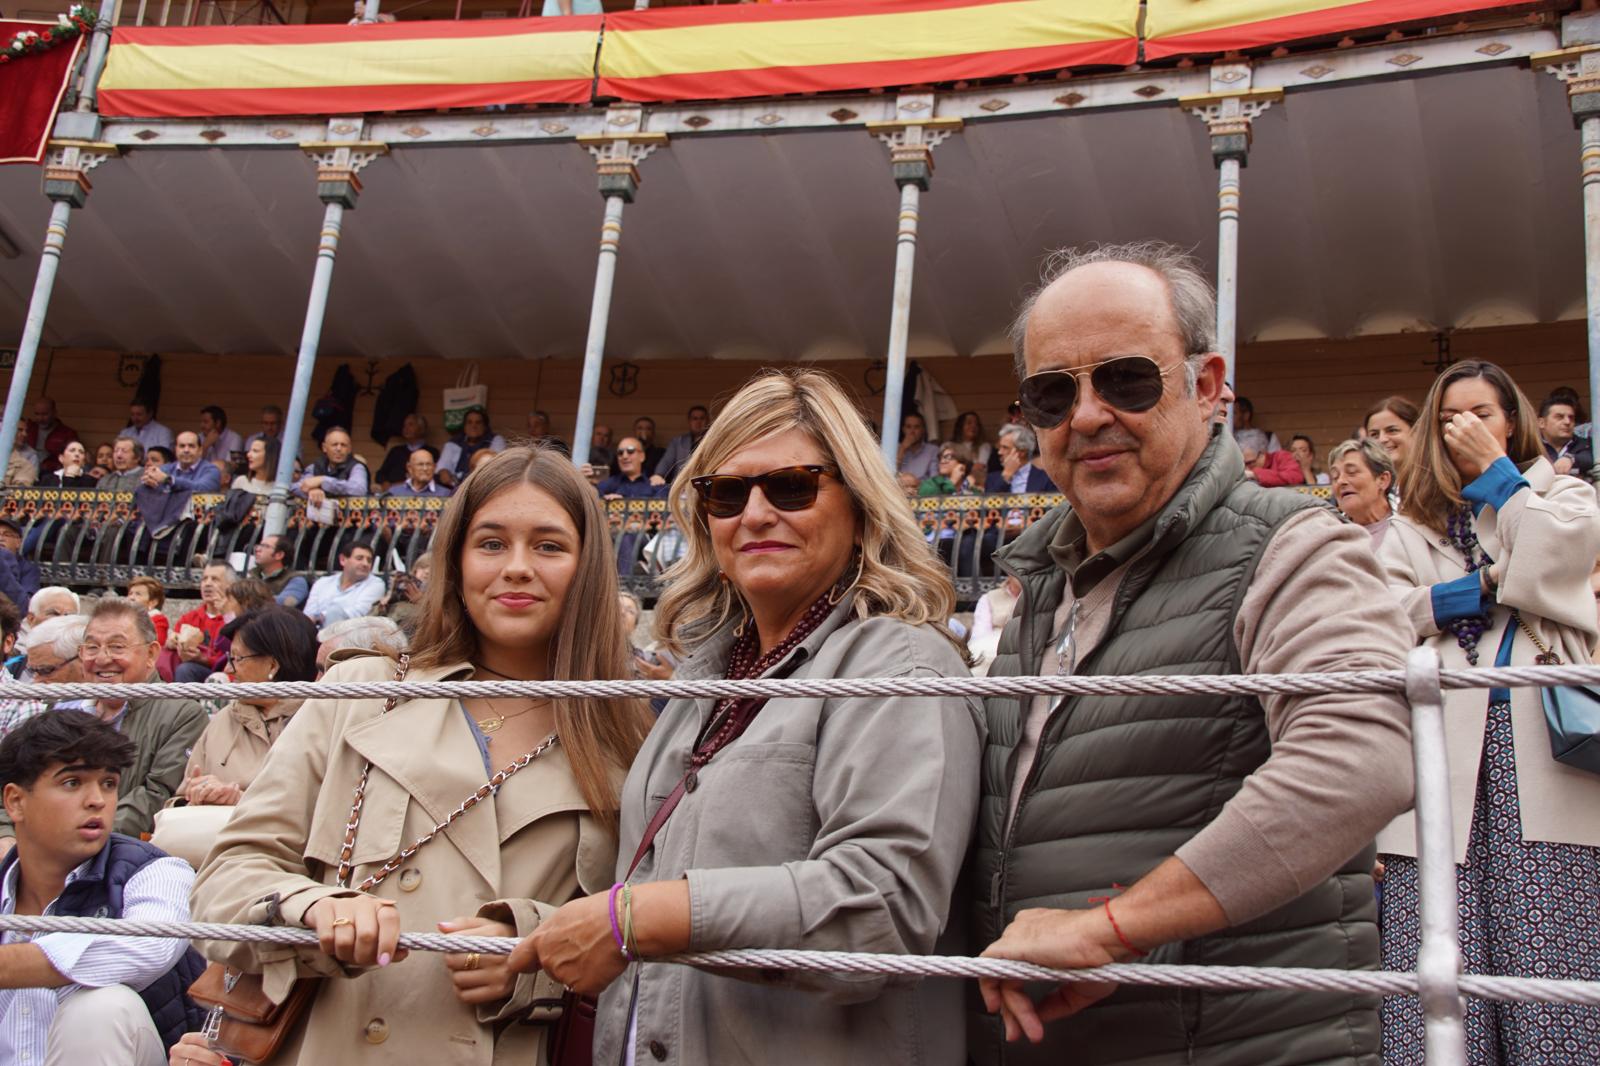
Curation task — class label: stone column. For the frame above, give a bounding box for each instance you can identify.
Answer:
[868,96,960,473]
[1183,69,1280,425]
[264,123,387,537]
[570,110,666,470]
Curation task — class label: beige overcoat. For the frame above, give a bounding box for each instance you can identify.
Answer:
[184,698,303,792]
[190,654,619,1065]
[1376,458,1600,861]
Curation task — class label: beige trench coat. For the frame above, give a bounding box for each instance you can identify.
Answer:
[190,654,619,1065]
[185,699,303,792]
[1376,458,1600,861]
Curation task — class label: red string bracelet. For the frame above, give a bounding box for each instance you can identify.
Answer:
[1102,899,1146,958]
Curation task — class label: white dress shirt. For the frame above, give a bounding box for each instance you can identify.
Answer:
[303,572,386,624]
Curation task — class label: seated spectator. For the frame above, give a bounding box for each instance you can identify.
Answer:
[23,398,76,475]
[896,471,921,498]
[5,427,38,488]
[314,614,406,674]
[122,401,173,454]
[385,448,451,498]
[142,431,222,494]
[525,409,569,454]
[436,407,505,488]
[1328,438,1397,547]
[222,577,274,622]
[197,405,243,471]
[89,443,114,480]
[373,412,436,490]
[897,411,941,480]
[38,440,97,488]
[377,551,429,632]
[596,437,664,499]
[230,436,278,496]
[0,614,90,737]
[125,577,169,646]
[303,540,384,626]
[950,411,994,473]
[0,522,40,617]
[588,422,615,472]
[920,442,973,496]
[0,598,19,679]
[294,427,368,513]
[625,415,666,476]
[1289,433,1330,486]
[23,587,78,644]
[95,437,144,493]
[0,711,206,1064]
[984,423,1056,493]
[650,404,710,484]
[1237,428,1305,486]
[249,533,308,608]
[243,404,283,451]
[968,574,1021,673]
[0,598,207,849]
[1233,395,1282,451]
[161,563,235,684]
[1540,389,1594,480]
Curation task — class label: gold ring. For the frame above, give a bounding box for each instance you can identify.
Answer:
[464,953,480,971]
[331,916,353,928]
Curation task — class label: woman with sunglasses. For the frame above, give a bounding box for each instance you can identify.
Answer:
[507,369,982,1064]
[1376,361,1600,1064]
[188,447,652,1064]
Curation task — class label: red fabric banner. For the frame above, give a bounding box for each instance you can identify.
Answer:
[0,22,85,166]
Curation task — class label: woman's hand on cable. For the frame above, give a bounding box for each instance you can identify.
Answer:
[169,1032,231,1065]
[1441,411,1507,481]
[978,907,1120,1044]
[505,891,630,997]
[439,916,518,1006]
[303,894,408,968]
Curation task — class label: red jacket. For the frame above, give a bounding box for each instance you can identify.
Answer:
[175,606,229,668]
[1252,449,1307,488]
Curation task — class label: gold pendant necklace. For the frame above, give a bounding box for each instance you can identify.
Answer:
[475,700,539,734]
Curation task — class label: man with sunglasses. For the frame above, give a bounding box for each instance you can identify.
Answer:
[596,437,665,500]
[970,243,1414,1066]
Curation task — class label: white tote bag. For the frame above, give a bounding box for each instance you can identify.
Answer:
[442,363,488,433]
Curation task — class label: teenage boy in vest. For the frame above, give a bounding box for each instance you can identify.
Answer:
[0,710,205,1064]
[971,243,1415,1065]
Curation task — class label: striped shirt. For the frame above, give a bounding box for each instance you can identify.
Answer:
[0,853,194,1064]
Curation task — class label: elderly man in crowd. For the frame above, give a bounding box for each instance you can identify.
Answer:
[525,409,569,453]
[1236,428,1305,487]
[250,533,308,608]
[374,412,436,490]
[243,405,283,451]
[295,428,369,518]
[588,423,615,472]
[626,416,666,477]
[0,599,207,855]
[971,242,1414,1065]
[0,614,90,737]
[985,423,1057,494]
[596,437,663,499]
[122,402,173,454]
[650,404,710,484]
[303,540,384,627]
[197,405,243,471]
[142,431,221,494]
[5,428,38,488]
[96,437,145,494]
[23,399,76,475]
[385,448,451,498]
[22,587,77,643]
[316,615,406,675]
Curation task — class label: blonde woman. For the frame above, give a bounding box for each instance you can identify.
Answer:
[1376,361,1600,1064]
[508,369,984,1064]
[185,447,652,1064]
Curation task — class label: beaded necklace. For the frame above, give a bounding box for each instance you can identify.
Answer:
[1443,504,1492,666]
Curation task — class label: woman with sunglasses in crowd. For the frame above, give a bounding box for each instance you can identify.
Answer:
[505,369,982,1064]
[185,447,652,1065]
[1376,361,1600,1064]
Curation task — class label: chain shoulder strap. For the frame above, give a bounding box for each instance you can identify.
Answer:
[1512,610,1565,666]
[336,654,410,889]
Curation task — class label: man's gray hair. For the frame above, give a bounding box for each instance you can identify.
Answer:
[997,422,1037,460]
[23,614,87,659]
[1234,428,1270,457]
[319,616,408,657]
[28,586,79,617]
[1009,241,1218,386]
[204,562,240,582]
[89,596,159,644]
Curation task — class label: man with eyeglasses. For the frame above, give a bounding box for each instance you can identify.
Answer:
[597,437,665,500]
[0,599,206,857]
[969,242,1414,1066]
[0,614,92,747]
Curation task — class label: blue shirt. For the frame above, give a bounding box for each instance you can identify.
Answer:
[596,474,663,500]
[1010,463,1035,495]
[386,480,452,498]
[160,461,222,493]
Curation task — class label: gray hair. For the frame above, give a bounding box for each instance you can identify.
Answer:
[1233,428,1270,457]
[88,596,159,644]
[23,614,87,659]
[319,616,408,657]
[27,586,79,617]
[997,422,1037,460]
[1327,437,1396,487]
[1009,241,1218,388]
[204,562,240,582]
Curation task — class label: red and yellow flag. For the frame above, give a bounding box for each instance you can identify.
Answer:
[97,16,600,118]
[598,0,1138,103]
[1144,0,1515,59]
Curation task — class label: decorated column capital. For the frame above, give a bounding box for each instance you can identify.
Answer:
[866,96,962,190]
[577,106,668,203]
[300,119,387,208]
[1534,46,1600,126]
[1181,64,1282,168]
[40,139,117,208]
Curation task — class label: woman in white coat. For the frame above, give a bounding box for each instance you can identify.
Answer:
[1376,360,1600,1065]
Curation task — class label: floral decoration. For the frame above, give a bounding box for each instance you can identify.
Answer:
[1,6,98,66]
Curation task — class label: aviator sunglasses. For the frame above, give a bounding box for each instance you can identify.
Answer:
[1018,355,1184,429]
[691,465,838,519]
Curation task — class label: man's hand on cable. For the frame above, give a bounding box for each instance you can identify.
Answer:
[978,907,1119,1044]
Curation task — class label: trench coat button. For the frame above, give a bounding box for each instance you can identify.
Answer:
[398,868,423,892]
[684,771,698,793]
[648,1039,667,1060]
[365,1018,390,1044]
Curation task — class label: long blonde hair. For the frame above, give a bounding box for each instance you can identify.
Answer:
[653,369,960,657]
[1398,361,1543,533]
[409,446,651,835]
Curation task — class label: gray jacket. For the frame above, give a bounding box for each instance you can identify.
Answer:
[595,599,984,1066]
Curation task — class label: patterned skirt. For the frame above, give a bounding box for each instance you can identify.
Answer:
[1379,699,1600,1064]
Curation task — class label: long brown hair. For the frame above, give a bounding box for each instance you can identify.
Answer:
[1398,361,1543,533]
[409,446,651,835]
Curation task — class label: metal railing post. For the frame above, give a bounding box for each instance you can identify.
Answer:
[1404,645,1467,1066]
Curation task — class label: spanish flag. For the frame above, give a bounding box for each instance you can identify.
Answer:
[1144,0,1516,59]
[97,16,600,118]
[598,0,1139,104]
